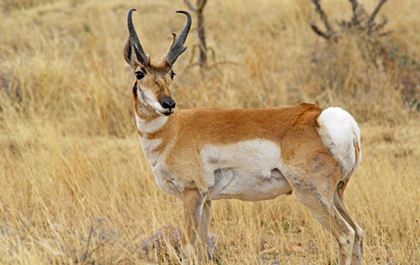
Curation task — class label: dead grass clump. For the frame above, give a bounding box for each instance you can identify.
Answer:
[307,0,420,122]
[141,226,183,263]
[1,0,58,12]
[141,226,220,264]
[307,36,404,123]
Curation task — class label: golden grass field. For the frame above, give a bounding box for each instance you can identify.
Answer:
[0,0,419,264]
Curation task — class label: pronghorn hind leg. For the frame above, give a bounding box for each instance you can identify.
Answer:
[283,153,355,265]
[334,180,364,265]
[293,183,355,265]
[182,189,205,265]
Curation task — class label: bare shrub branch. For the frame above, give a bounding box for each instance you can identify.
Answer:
[311,0,390,40]
[183,0,198,12]
[311,0,332,33]
[348,0,360,23]
[183,0,209,69]
[368,0,389,28]
[311,24,331,40]
[197,0,208,11]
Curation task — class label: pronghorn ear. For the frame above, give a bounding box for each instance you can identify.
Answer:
[124,38,138,70]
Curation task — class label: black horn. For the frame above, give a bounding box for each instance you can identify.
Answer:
[127,9,149,66]
[166,11,192,66]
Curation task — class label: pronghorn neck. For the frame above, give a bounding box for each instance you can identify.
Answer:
[134,99,179,165]
[134,100,165,134]
[135,109,171,135]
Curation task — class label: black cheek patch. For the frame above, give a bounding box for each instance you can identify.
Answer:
[132,82,138,98]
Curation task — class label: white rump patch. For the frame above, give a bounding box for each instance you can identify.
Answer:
[317,107,362,177]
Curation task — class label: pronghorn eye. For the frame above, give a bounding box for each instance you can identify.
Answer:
[170,71,176,80]
[135,71,145,80]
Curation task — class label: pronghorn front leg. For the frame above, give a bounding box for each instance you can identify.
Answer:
[197,200,212,261]
[182,189,205,264]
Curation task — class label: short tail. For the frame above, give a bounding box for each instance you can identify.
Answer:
[317,107,362,179]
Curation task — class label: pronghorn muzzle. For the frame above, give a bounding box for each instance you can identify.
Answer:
[158,96,176,116]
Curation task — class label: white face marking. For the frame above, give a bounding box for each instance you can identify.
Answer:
[200,140,291,201]
[137,85,174,115]
[135,112,168,134]
[137,86,157,107]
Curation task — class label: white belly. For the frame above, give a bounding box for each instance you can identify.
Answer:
[201,140,292,201]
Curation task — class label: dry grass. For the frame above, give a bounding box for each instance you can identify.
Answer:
[0,0,419,264]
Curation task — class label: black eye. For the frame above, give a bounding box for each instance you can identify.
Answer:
[170,71,176,80]
[135,71,145,80]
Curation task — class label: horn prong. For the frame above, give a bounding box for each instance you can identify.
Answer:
[166,10,192,66]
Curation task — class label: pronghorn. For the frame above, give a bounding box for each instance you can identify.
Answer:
[123,9,364,265]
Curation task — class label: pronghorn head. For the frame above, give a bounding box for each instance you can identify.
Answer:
[124,9,191,116]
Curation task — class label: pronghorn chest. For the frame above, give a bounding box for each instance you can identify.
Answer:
[136,112,169,165]
[139,136,185,196]
[139,137,162,165]
[201,140,292,201]
[136,113,186,196]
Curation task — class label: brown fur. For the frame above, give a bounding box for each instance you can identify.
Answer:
[157,103,325,191]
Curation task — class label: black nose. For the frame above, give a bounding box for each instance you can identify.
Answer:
[159,96,176,110]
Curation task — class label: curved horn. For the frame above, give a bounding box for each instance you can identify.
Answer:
[127,9,149,66]
[166,10,192,66]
